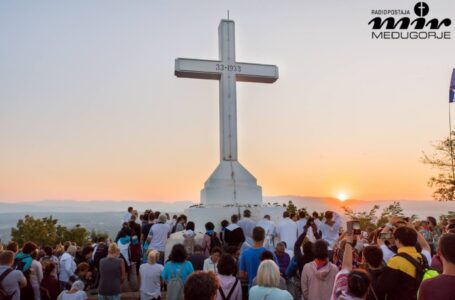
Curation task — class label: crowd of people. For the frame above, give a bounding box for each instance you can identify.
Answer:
[1,205,455,300]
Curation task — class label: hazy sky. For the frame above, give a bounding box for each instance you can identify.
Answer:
[1,0,455,203]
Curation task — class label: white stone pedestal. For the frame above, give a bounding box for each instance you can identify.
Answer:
[200,160,262,206]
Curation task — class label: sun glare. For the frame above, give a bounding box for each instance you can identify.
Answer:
[337,192,348,202]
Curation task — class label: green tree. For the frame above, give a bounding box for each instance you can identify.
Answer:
[422,132,455,201]
[11,215,90,247]
[90,229,109,242]
[11,215,59,247]
[342,205,379,231]
[286,200,298,216]
[376,201,404,227]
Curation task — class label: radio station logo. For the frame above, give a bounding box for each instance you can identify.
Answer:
[368,2,451,40]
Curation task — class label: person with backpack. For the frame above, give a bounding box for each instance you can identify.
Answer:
[377,226,432,300]
[202,222,222,257]
[419,232,455,300]
[215,254,242,300]
[15,242,37,299]
[161,244,194,300]
[203,247,222,274]
[0,250,26,300]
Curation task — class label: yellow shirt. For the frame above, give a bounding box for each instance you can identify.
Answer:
[387,246,422,278]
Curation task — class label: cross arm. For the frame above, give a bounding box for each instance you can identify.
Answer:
[175,58,221,80]
[236,62,279,83]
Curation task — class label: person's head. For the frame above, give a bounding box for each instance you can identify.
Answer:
[313,240,329,260]
[225,246,240,260]
[264,215,271,221]
[186,221,195,231]
[347,270,371,298]
[205,222,215,231]
[169,244,187,263]
[325,211,334,220]
[256,260,281,288]
[158,214,167,224]
[363,245,383,269]
[108,243,120,257]
[252,226,265,243]
[128,206,133,213]
[179,214,187,223]
[148,212,155,222]
[439,233,455,267]
[221,220,229,228]
[193,244,204,255]
[393,226,417,248]
[154,211,161,219]
[217,254,237,276]
[427,216,437,228]
[67,245,77,257]
[259,250,274,261]
[43,261,55,277]
[81,246,94,259]
[184,271,219,300]
[0,250,15,266]
[243,210,251,218]
[210,247,222,263]
[75,262,90,276]
[302,241,314,259]
[283,211,290,219]
[22,242,37,255]
[231,214,238,224]
[275,242,286,254]
[43,246,53,257]
[299,210,306,219]
[63,241,71,251]
[6,241,18,253]
[147,250,160,264]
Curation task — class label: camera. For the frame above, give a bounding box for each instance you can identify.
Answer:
[379,232,392,240]
[347,220,361,235]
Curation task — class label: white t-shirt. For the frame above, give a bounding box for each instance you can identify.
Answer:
[314,213,342,250]
[148,222,171,252]
[139,263,164,299]
[203,257,218,273]
[122,212,132,223]
[57,290,87,300]
[277,218,298,250]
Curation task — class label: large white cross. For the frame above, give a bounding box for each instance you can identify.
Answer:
[175,19,278,161]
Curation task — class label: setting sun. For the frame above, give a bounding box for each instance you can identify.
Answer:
[337,192,348,202]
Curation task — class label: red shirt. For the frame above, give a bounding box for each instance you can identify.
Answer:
[419,274,455,300]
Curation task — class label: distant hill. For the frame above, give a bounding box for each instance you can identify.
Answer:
[0,200,195,213]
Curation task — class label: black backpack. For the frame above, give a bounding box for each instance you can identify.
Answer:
[209,233,222,252]
[12,256,29,276]
[219,278,239,300]
[0,269,14,300]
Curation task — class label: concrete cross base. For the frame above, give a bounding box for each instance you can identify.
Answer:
[200,160,262,207]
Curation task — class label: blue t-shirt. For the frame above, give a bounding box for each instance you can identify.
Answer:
[161,261,194,284]
[239,247,268,287]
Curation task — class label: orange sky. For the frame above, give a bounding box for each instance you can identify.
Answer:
[1,0,454,202]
